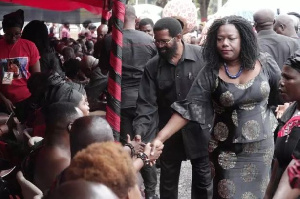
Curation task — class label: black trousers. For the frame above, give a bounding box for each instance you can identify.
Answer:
[160,156,213,199]
[121,107,158,198]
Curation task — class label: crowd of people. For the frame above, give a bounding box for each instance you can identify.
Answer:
[1,4,300,199]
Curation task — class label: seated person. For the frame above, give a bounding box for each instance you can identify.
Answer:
[85,40,94,55]
[61,47,75,64]
[63,59,89,85]
[68,116,162,171]
[47,116,162,198]
[22,102,83,193]
[45,180,118,199]
[31,73,89,137]
[80,56,107,111]
[64,142,139,199]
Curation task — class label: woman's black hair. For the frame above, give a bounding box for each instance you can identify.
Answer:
[21,20,51,55]
[202,15,258,70]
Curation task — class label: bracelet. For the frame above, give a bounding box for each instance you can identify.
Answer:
[137,152,149,165]
[124,143,135,158]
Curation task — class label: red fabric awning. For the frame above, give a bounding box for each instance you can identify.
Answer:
[0,0,104,15]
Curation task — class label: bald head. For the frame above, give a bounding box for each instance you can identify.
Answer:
[288,15,300,32]
[97,24,108,41]
[274,14,299,37]
[46,180,118,199]
[70,115,114,157]
[253,9,275,32]
[124,5,136,29]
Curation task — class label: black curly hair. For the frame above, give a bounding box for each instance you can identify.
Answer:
[202,15,258,70]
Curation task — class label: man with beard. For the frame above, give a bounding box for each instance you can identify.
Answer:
[133,17,212,199]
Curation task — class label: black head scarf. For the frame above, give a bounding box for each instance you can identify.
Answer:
[2,9,24,31]
[285,50,300,73]
[45,73,84,106]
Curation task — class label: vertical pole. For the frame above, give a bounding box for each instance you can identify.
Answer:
[106,0,126,141]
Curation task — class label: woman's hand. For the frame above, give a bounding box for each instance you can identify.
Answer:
[150,139,164,157]
[143,143,151,157]
[144,142,163,166]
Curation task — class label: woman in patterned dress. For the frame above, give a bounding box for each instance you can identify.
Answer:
[150,16,281,198]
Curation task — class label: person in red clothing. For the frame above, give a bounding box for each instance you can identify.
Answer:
[0,9,40,122]
[60,22,71,39]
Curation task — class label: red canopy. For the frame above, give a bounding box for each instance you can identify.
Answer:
[0,0,104,15]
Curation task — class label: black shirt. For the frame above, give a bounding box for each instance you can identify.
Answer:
[257,29,299,70]
[100,29,157,108]
[133,43,210,160]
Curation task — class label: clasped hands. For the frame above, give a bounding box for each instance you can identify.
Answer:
[127,135,164,166]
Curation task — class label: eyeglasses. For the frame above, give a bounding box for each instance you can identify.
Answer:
[153,37,175,46]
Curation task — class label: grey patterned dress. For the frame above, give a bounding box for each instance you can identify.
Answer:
[172,52,281,198]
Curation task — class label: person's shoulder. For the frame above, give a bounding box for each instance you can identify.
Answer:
[124,29,153,42]
[258,52,281,74]
[145,54,160,70]
[103,34,112,42]
[18,38,37,48]
[258,52,275,66]
[147,54,160,64]
[275,33,299,44]
[184,43,204,62]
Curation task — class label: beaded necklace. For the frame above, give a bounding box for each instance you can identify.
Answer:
[224,62,243,79]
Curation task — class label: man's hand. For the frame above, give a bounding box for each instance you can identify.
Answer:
[127,134,144,154]
[134,135,141,142]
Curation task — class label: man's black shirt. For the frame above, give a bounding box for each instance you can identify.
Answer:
[133,43,210,159]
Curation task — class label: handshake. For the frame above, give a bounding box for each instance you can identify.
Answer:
[125,134,164,166]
